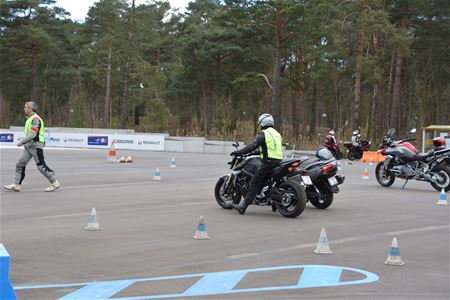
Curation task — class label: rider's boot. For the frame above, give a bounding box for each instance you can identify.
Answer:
[232,201,250,215]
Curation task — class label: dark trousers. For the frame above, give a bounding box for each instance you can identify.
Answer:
[243,160,280,205]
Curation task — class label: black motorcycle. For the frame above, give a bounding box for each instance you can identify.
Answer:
[289,148,345,209]
[375,128,450,191]
[214,142,307,218]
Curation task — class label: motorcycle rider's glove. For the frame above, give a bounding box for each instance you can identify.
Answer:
[230,151,238,156]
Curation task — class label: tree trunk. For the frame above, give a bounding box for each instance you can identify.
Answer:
[31,42,38,101]
[292,47,302,140]
[271,6,282,127]
[353,30,364,131]
[104,45,112,128]
[0,88,6,127]
[390,4,409,130]
[119,55,131,129]
[119,0,135,129]
[309,82,317,140]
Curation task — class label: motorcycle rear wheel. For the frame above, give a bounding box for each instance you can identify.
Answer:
[309,183,333,209]
[275,181,307,218]
[375,162,395,187]
[430,165,450,192]
[214,176,242,209]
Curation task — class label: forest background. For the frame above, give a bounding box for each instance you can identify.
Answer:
[0,0,448,148]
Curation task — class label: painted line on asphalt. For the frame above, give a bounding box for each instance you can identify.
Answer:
[1,178,214,194]
[31,201,214,220]
[14,265,379,299]
[387,225,449,236]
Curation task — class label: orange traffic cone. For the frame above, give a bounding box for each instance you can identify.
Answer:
[361,168,369,180]
[107,140,117,163]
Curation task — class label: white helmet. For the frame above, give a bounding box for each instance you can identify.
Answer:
[352,130,358,135]
[328,130,335,136]
[257,113,274,129]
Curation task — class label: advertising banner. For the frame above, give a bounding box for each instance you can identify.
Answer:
[1,130,164,151]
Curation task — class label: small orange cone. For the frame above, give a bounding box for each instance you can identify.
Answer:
[361,168,369,180]
[117,156,126,163]
[106,140,117,163]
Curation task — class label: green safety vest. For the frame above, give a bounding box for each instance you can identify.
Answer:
[260,127,283,160]
[24,114,45,143]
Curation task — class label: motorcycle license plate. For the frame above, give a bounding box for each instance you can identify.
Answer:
[301,176,313,185]
[328,176,338,186]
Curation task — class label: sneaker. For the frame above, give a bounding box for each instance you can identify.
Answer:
[3,184,20,192]
[45,181,60,192]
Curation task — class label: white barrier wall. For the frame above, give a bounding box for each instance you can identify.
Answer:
[0,127,244,154]
[0,129,164,151]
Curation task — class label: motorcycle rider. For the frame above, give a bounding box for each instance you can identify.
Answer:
[230,113,283,215]
[326,130,337,145]
[351,129,361,146]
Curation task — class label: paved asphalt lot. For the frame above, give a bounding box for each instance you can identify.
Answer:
[1,147,449,300]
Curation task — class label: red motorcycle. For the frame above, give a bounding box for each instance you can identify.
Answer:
[375,128,450,191]
[342,139,370,161]
[324,131,342,160]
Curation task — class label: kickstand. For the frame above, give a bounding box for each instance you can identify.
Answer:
[402,179,409,190]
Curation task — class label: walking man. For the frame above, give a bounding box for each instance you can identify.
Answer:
[3,101,60,192]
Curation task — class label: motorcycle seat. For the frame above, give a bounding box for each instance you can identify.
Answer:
[343,141,353,147]
[414,151,433,161]
[298,157,321,168]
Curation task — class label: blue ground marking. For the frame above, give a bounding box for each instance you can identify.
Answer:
[14,265,379,299]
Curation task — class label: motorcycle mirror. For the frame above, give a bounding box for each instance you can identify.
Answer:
[232,141,239,148]
[410,128,417,134]
[387,128,396,136]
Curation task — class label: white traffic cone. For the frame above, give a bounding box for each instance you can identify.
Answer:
[153,167,161,181]
[384,237,405,266]
[84,207,102,231]
[126,156,133,163]
[193,215,210,240]
[106,140,117,163]
[361,168,369,180]
[170,157,176,168]
[117,156,126,163]
[313,228,332,254]
[436,189,448,206]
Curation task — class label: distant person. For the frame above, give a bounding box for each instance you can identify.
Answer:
[351,129,361,146]
[3,101,60,192]
[230,113,283,215]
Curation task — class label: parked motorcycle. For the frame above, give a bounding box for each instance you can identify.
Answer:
[375,128,450,191]
[343,139,370,161]
[214,142,307,218]
[324,132,342,160]
[289,148,345,209]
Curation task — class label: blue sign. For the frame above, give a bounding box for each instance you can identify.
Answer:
[87,136,108,146]
[0,133,14,143]
[15,265,379,299]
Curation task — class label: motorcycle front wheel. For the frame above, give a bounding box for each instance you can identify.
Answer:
[347,151,357,161]
[275,181,307,218]
[214,176,242,209]
[430,165,450,192]
[375,162,395,187]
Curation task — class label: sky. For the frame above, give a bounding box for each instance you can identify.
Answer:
[55,0,191,21]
